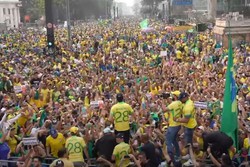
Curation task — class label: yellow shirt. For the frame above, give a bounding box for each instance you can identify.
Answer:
[66,136,86,162]
[196,136,204,149]
[46,133,65,157]
[111,102,133,131]
[167,101,183,127]
[176,50,182,59]
[182,99,197,129]
[41,88,50,102]
[17,110,30,127]
[113,142,130,167]
[7,135,18,153]
[243,138,250,150]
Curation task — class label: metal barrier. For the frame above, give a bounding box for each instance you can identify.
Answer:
[0,158,98,167]
[0,160,50,167]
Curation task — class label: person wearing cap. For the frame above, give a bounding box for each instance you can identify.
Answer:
[175,92,197,144]
[109,93,134,143]
[66,126,90,166]
[50,148,74,167]
[94,127,116,162]
[112,133,131,167]
[46,128,65,158]
[174,92,197,166]
[161,91,183,166]
[54,160,64,167]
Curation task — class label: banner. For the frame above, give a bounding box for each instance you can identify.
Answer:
[22,137,39,146]
[194,101,208,109]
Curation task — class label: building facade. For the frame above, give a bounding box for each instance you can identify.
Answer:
[0,0,21,28]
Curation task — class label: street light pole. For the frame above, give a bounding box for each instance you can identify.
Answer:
[117,7,118,18]
[66,0,71,47]
[113,6,116,20]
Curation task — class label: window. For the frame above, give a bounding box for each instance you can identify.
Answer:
[8,8,10,15]
[3,8,6,15]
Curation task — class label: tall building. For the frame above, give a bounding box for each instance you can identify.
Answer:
[0,0,21,28]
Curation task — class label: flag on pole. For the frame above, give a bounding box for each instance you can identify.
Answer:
[140,19,148,29]
[221,33,238,149]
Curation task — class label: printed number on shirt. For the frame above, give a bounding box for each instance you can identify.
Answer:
[67,142,82,153]
[115,111,129,123]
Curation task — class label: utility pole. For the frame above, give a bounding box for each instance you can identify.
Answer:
[113,6,116,20]
[168,0,171,20]
[107,0,109,19]
[117,7,118,18]
[66,0,71,47]
[162,3,165,21]
[45,0,55,55]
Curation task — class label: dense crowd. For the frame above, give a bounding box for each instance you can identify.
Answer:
[0,19,249,167]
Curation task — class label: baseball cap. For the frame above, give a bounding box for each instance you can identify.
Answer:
[103,127,114,134]
[50,128,58,137]
[70,127,79,134]
[171,91,181,97]
[116,133,124,139]
[197,126,205,131]
[55,160,64,167]
[178,92,189,100]
[116,93,123,102]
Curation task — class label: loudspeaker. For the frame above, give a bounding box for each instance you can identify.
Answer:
[179,21,185,26]
[45,0,55,48]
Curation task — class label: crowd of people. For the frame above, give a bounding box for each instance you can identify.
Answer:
[0,18,249,167]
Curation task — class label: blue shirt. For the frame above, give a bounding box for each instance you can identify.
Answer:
[0,142,10,160]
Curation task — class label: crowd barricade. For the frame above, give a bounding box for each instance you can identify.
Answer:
[0,158,98,167]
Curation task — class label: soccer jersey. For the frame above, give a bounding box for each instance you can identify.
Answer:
[66,136,86,162]
[182,99,197,129]
[167,101,183,127]
[46,133,65,158]
[113,142,130,167]
[111,102,133,131]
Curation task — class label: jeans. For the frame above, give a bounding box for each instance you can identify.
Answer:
[166,126,181,163]
[184,127,194,145]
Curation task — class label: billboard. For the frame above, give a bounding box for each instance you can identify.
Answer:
[173,0,193,6]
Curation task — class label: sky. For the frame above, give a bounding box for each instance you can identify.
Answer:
[115,0,135,6]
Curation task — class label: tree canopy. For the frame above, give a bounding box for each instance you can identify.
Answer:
[140,0,164,17]
[20,0,113,22]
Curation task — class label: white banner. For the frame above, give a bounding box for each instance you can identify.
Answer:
[194,101,208,109]
[22,137,39,146]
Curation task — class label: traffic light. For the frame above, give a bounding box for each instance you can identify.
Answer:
[45,0,55,48]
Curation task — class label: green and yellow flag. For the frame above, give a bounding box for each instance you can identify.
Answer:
[140,19,148,29]
[221,34,238,148]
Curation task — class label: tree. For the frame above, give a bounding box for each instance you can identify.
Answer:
[20,0,114,22]
[133,2,141,16]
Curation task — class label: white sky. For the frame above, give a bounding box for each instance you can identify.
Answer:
[115,0,135,6]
